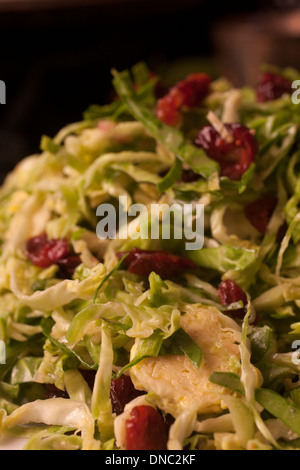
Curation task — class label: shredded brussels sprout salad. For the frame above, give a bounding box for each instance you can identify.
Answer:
[1,62,300,451]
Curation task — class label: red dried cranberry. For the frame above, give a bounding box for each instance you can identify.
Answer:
[125,406,168,450]
[177,73,211,107]
[26,233,48,267]
[26,234,80,277]
[218,279,248,320]
[244,196,277,235]
[195,123,257,181]
[26,234,70,268]
[156,73,211,126]
[156,94,181,126]
[110,375,144,415]
[117,248,196,279]
[256,72,291,103]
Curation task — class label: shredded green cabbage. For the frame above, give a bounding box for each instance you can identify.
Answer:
[1,62,300,451]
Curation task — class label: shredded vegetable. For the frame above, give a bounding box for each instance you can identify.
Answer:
[1,62,300,450]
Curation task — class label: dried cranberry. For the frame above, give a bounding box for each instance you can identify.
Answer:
[125,406,168,450]
[244,196,277,235]
[256,72,291,103]
[156,73,211,126]
[177,73,211,107]
[26,234,80,277]
[110,375,144,415]
[195,123,257,181]
[26,234,70,268]
[117,248,196,279]
[156,94,181,126]
[25,233,48,267]
[218,279,248,320]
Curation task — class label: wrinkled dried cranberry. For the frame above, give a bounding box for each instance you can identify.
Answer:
[244,196,277,235]
[177,73,211,107]
[26,234,70,268]
[125,406,168,450]
[156,94,181,126]
[256,72,291,103]
[218,279,248,320]
[110,375,144,415]
[117,248,196,279]
[156,73,211,126]
[26,234,81,276]
[195,123,257,181]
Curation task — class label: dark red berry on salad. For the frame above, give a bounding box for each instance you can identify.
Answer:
[218,279,248,320]
[125,405,168,450]
[256,72,292,103]
[117,248,196,279]
[156,94,182,126]
[156,73,211,126]
[26,234,70,268]
[110,375,144,415]
[244,196,277,235]
[195,123,257,181]
[176,73,211,107]
[26,234,81,276]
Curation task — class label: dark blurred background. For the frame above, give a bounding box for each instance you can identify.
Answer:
[0,0,300,182]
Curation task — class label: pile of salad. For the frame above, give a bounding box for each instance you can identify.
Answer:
[1,62,300,450]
